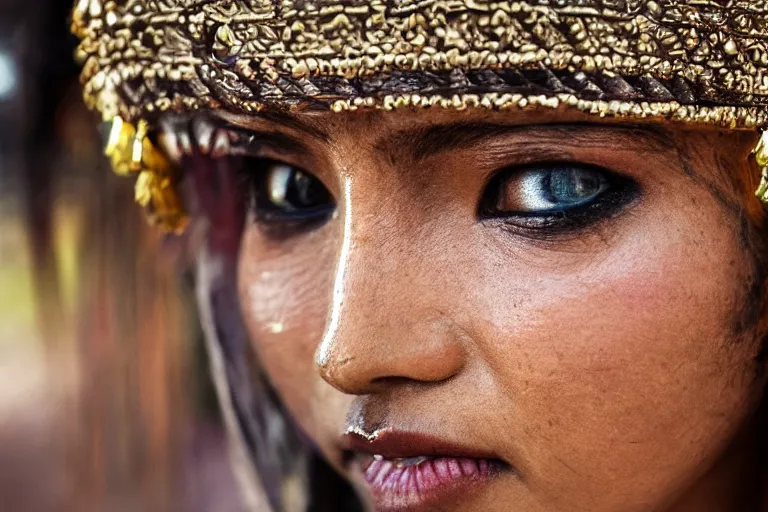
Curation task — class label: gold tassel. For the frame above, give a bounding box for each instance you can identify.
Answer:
[135,171,189,234]
[105,116,188,232]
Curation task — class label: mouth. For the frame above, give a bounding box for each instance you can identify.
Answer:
[343,429,508,511]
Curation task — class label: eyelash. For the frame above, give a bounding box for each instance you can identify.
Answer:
[478,163,640,236]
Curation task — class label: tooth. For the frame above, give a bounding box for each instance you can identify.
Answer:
[157,131,181,163]
[373,454,384,461]
[192,118,215,154]
[211,129,230,158]
[177,130,193,156]
[158,116,192,158]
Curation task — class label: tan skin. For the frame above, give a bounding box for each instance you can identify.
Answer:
[191,106,768,511]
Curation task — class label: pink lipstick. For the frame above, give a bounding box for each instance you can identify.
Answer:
[344,429,505,511]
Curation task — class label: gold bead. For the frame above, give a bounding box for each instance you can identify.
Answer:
[754,130,768,167]
[756,167,768,203]
[723,40,739,56]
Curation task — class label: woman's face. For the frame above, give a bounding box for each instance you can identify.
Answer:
[226,107,766,511]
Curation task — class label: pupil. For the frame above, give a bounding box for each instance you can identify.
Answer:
[251,160,334,226]
[292,171,316,207]
[266,165,331,213]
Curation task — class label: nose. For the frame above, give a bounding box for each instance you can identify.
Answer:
[315,179,467,395]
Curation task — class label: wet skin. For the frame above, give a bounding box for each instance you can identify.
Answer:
[181,107,767,511]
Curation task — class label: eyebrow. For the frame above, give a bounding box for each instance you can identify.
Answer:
[378,121,675,162]
[233,129,312,155]
[243,109,330,142]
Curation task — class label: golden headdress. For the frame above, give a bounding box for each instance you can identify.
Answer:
[71,0,768,230]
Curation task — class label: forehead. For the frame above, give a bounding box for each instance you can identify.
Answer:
[213,106,730,146]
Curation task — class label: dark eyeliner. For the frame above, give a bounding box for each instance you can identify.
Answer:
[479,162,640,235]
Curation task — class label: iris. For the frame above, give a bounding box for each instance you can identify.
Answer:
[503,165,609,214]
[255,162,334,221]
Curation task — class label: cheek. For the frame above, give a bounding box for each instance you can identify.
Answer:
[237,230,351,465]
[238,251,322,383]
[475,204,761,508]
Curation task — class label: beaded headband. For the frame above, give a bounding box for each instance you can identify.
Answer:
[72,0,768,231]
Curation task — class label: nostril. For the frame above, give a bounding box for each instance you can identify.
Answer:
[370,376,419,387]
[371,373,457,388]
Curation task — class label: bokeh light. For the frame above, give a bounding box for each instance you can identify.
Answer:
[0,50,17,101]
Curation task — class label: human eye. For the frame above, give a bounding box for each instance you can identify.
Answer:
[478,163,639,233]
[243,159,335,226]
[161,116,335,237]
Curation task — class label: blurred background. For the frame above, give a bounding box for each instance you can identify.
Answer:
[0,1,245,510]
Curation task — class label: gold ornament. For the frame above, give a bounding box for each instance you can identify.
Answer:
[104,116,188,232]
[71,0,768,128]
[753,131,768,204]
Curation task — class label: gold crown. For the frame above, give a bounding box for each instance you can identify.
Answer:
[72,0,768,125]
[71,0,768,230]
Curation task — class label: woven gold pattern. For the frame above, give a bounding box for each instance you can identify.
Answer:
[73,0,768,128]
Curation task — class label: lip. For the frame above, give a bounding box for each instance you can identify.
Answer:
[343,429,506,511]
